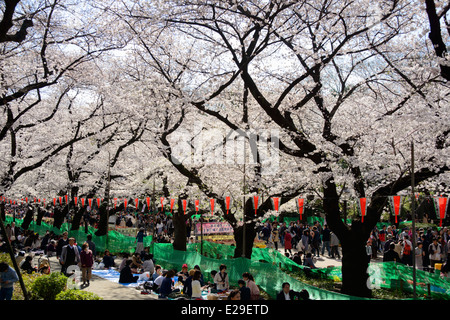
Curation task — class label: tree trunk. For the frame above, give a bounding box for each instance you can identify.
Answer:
[322,178,375,298]
[36,207,45,226]
[232,223,256,259]
[340,222,372,298]
[20,206,34,230]
[228,198,257,259]
[172,198,187,251]
[94,202,109,236]
[52,206,66,229]
[70,205,84,231]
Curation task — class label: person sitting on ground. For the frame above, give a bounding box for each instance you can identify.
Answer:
[102,250,115,269]
[213,264,229,291]
[299,289,311,300]
[152,265,162,281]
[118,253,130,272]
[177,263,189,284]
[303,252,317,269]
[159,269,177,298]
[291,251,303,265]
[227,289,241,300]
[238,279,251,300]
[184,269,195,297]
[193,265,205,285]
[130,253,143,273]
[191,270,205,300]
[153,269,167,293]
[242,272,260,300]
[46,240,57,257]
[118,259,138,284]
[276,282,301,300]
[142,254,154,274]
[20,256,37,274]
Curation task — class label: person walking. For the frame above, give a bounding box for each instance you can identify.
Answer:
[311,226,321,257]
[284,230,293,256]
[135,227,146,255]
[271,223,280,251]
[301,229,311,253]
[366,240,373,264]
[415,242,424,270]
[0,262,19,300]
[401,235,413,266]
[80,242,94,286]
[60,237,81,276]
[429,238,443,269]
[330,231,341,259]
[321,225,331,257]
[56,232,69,261]
[85,234,96,260]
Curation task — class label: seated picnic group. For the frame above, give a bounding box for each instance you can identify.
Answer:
[117,254,268,300]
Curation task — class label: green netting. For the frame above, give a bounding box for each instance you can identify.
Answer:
[5,216,449,300]
[3,216,153,254]
[319,262,450,300]
[148,242,367,300]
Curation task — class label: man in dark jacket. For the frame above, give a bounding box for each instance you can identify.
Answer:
[276,282,300,300]
[119,259,138,283]
[60,237,80,275]
[238,280,251,300]
[383,243,401,262]
[321,225,331,257]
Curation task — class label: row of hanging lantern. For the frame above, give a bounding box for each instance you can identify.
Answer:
[357,195,448,227]
[1,195,447,226]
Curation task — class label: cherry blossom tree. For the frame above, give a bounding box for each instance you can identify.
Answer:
[2,0,449,299]
[112,0,449,297]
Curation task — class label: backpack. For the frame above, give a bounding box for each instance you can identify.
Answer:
[403,241,411,255]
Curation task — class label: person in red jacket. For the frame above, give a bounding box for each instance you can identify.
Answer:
[284,231,293,256]
[80,242,94,286]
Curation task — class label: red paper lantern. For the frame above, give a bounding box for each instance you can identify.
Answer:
[435,197,448,227]
[271,197,280,212]
[296,198,304,220]
[358,198,367,223]
[252,196,259,215]
[210,198,215,215]
[389,196,401,223]
[225,196,231,215]
[195,200,200,213]
[182,199,188,215]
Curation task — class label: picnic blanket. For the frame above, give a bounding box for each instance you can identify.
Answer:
[92,269,148,287]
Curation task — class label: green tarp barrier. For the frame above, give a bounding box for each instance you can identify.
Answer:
[148,242,366,300]
[321,262,450,300]
[4,216,449,300]
[3,216,153,254]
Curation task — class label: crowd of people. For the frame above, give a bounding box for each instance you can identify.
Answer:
[1,204,450,300]
[257,219,450,273]
[256,220,341,269]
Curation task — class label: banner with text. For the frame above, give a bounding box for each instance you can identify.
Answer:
[195,221,233,235]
